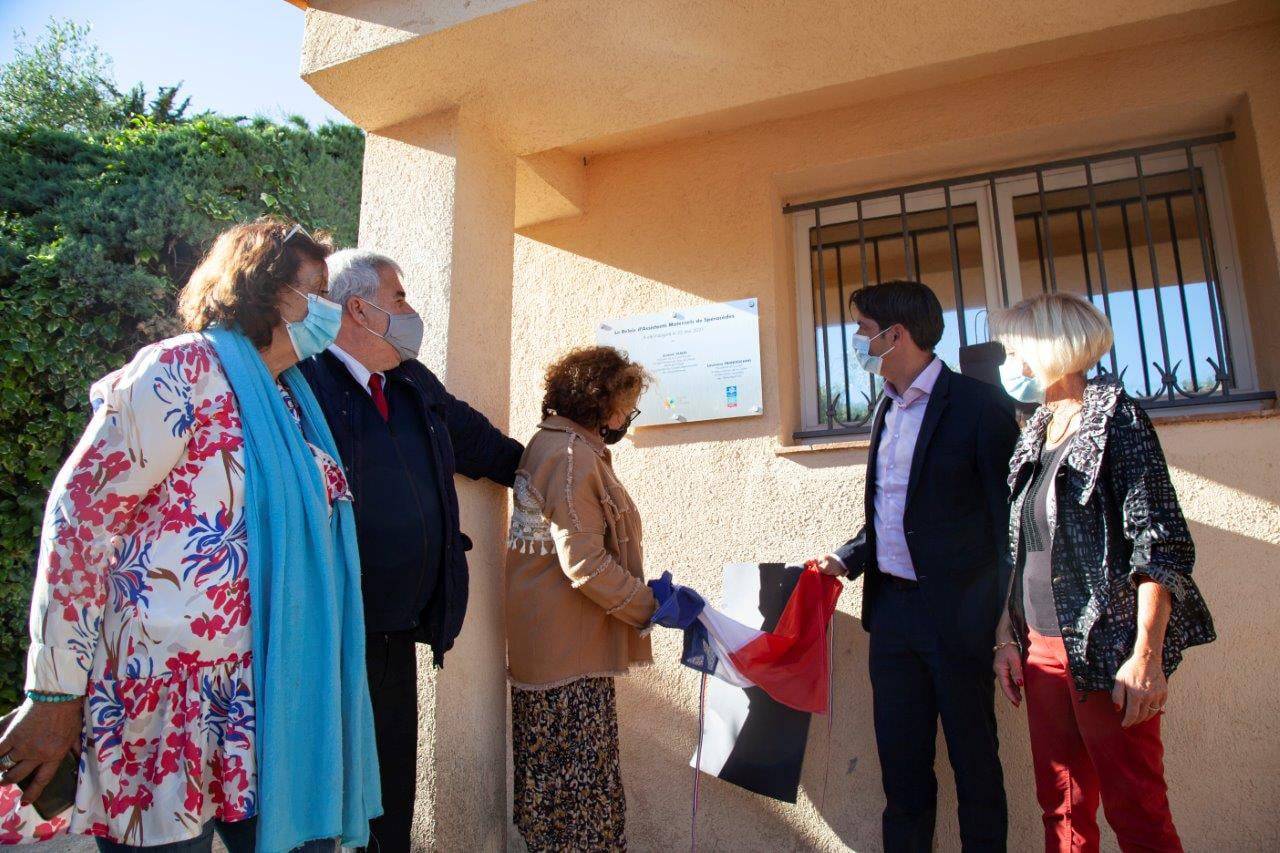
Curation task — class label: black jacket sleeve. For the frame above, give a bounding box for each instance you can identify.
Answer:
[976,389,1020,591]
[1104,399,1196,599]
[439,384,523,487]
[834,526,871,580]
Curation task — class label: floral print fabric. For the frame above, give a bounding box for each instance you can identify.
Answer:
[511,677,626,852]
[8,334,349,846]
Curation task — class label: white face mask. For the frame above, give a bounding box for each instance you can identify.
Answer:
[851,327,895,376]
[999,355,1045,403]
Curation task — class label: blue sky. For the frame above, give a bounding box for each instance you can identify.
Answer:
[0,0,346,126]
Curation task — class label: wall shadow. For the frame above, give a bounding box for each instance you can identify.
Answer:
[774,446,872,472]
[515,201,788,445]
[1154,415,1280,505]
[627,416,772,450]
[599,507,1280,852]
[305,0,516,38]
[613,606,884,852]
[500,75,1280,850]
[804,609,882,851]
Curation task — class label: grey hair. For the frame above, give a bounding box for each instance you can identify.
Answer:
[326,248,403,305]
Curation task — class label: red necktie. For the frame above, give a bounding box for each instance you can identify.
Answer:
[368,374,389,421]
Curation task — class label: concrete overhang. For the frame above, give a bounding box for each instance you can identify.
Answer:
[301,0,1279,158]
[300,0,1279,227]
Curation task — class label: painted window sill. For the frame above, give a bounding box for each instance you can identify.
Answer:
[774,438,871,456]
[1150,402,1278,428]
[777,402,1276,456]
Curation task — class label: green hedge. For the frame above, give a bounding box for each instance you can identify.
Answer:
[0,116,364,705]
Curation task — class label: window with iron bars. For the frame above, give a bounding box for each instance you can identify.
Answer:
[787,133,1273,440]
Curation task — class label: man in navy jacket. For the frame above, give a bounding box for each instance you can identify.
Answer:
[817,281,1019,853]
[298,249,522,853]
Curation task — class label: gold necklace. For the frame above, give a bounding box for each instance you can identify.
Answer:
[1047,404,1081,445]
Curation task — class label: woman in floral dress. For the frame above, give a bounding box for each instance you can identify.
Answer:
[0,219,380,851]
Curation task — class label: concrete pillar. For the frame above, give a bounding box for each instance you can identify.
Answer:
[357,109,516,851]
[1228,85,1280,392]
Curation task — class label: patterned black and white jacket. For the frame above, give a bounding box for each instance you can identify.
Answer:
[1007,377,1216,693]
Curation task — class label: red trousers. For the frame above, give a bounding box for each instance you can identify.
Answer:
[1023,630,1183,853]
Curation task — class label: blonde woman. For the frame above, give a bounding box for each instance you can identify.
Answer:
[505,346,657,852]
[991,293,1214,853]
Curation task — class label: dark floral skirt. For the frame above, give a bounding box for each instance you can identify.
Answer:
[511,676,626,852]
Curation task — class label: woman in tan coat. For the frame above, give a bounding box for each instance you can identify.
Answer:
[505,346,657,852]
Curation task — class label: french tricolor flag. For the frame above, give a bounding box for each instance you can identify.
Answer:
[650,562,843,804]
[684,565,841,713]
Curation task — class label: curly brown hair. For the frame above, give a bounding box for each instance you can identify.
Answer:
[177,217,333,348]
[541,346,651,429]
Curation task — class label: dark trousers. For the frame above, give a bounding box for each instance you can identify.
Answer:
[363,631,420,853]
[868,582,1007,853]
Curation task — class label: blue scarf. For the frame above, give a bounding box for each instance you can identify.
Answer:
[205,328,382,853]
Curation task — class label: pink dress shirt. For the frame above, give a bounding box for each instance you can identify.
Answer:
[872,357,944,581]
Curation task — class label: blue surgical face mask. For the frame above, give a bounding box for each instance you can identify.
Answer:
[851,327,895,376]
[285,285,343,361]
[999,354,1045,403]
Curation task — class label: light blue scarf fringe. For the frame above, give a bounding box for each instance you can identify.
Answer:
[205,328,381,853]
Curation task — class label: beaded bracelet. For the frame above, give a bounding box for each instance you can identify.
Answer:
[25,690,80,703]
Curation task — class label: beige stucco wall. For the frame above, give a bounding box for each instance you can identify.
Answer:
[358,110,518,851]
[497,21,1280,852]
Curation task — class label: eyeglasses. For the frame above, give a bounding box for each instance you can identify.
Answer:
[277,223,329,297]
[625,408,641,424]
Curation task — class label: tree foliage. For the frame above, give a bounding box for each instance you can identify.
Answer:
[0,19,199,131]
[0,20,365,704]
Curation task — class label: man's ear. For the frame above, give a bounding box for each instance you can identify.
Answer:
[345,296,363,320]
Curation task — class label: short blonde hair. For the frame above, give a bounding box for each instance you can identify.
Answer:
[990,293,1114,384]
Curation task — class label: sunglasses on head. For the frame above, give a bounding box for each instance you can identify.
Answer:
[280,223,312,246]
[276,223,329,297]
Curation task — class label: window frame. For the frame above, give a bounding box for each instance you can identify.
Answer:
[790,141,1260,438]
[791,185,1004,434]
[991,146,1258,394]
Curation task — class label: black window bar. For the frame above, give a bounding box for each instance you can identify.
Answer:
[787,132,1275,440]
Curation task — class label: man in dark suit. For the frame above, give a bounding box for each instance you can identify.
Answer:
[817,280,1019,853]
[298,249,522,852]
